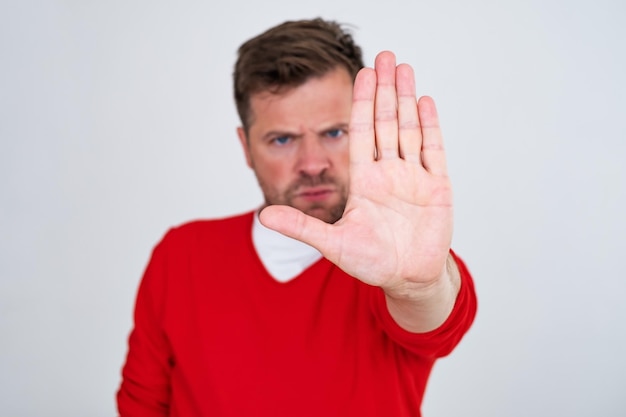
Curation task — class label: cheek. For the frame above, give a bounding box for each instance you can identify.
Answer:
[333,147,351,177]
[255,160,292,188]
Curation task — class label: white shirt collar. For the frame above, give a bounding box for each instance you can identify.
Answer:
[252,210,323,283]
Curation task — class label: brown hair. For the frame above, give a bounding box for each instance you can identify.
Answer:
[233,18,364,131]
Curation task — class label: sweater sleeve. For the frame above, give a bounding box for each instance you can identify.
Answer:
[369,250,478,358]
[117,235,173,417]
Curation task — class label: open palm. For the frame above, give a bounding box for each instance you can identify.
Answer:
[260,51,453,297]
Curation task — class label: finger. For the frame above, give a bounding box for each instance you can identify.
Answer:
[349,67,376,164]
[259,205,336,257]
[418,96,448,176]
[396,63,421,163]
[374,51,399,160]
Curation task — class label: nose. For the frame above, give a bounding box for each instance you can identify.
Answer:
[296,136,330,176]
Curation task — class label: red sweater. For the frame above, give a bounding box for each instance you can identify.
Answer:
[117,212,477,417]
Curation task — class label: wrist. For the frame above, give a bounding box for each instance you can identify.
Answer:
[383,253,461,333]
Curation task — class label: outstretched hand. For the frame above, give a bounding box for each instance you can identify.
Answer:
[260,51,454,303]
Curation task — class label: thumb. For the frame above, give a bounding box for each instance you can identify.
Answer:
[259,205,334,255]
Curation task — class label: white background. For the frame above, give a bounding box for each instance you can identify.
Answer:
[1,0,625,416]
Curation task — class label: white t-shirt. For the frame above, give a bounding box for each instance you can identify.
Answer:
[252,211,323,283]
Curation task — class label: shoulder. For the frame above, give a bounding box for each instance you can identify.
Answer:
[164,211,253,240]
[142,211,256,272]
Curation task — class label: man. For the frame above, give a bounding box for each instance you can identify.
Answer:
[117,18,477,417]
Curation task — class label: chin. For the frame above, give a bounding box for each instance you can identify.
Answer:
[304,205,344,224]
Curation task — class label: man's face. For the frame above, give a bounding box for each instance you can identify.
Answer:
[237,67,353,224]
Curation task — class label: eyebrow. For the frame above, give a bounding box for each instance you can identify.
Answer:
[260,123,349,142]
[320,123,349,134]
[261,130,302,142]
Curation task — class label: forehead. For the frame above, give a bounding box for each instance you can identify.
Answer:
[248,68,354,133]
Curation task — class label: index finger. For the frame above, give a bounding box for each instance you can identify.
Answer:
[349,67,376,165]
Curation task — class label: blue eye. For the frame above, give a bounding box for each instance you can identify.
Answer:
[273,136,291,145]
[326,129,344,138]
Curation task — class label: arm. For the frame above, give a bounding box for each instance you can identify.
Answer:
[117,240,172,416]
[260,51,465,333]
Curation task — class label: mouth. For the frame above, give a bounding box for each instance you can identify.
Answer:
[296,187,335,202]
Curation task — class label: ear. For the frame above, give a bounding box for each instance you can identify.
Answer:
[237,127,253,168]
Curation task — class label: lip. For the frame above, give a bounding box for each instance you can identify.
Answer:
[295,186,336,202]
